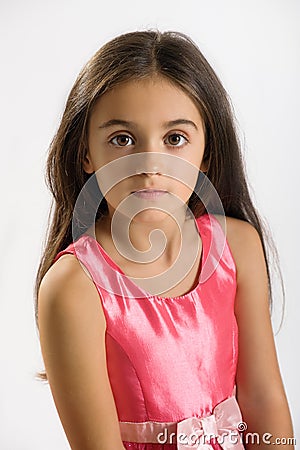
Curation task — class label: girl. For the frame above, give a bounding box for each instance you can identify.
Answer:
[35,30,294,450]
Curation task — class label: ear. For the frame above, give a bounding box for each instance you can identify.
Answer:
[83,152,94,174]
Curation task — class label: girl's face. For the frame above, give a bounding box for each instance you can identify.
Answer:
[84,76,206,223]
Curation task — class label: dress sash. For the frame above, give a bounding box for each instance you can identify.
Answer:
[119,392,245,449]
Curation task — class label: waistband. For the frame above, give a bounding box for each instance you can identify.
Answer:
[119,393,245,449]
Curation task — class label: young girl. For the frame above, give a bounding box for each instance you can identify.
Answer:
[35,30,294,450]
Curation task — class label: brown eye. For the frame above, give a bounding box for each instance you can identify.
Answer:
[167,133,187,147]
[110,134,134,147]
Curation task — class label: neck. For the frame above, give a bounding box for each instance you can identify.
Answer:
[99,206,193,266]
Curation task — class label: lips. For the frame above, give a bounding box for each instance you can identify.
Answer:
[133,189,167,193]
[132,189,168,199]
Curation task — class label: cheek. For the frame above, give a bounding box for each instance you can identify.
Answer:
[172,157,200,193]
[97,178,129,206]
[170,179,197,202]
[93,157,127,195]
[190,146,205,167]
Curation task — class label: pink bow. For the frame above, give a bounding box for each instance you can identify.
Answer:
[176,396,245,449]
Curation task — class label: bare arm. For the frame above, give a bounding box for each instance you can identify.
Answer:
[38,254,125,450]
[226,217,295,450]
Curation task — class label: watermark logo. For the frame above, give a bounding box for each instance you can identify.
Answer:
[156,423,296,447]
[72,153,226,298]
[237,421,247,432]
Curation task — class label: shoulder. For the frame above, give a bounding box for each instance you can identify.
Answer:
[214,215,267,284]
[212,214,263,254]
[225,215,262,253]
[39,253,94,303]
[40,253,93,288]
[38,253,106,332]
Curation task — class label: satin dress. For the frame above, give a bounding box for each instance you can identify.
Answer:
[53,213,245,449]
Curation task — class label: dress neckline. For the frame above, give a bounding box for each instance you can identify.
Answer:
[82,213,209,300]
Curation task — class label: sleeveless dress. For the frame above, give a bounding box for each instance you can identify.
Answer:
[53,213,245,449]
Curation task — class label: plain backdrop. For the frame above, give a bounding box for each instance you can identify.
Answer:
[0,0,299,448]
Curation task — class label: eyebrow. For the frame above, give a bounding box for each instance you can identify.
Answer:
[98,119,198,131]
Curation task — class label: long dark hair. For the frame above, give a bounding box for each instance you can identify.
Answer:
[34,29,284,381]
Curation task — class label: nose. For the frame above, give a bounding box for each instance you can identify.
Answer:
[134,150,165,176]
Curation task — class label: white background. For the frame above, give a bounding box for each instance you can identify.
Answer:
[0,0,299,448]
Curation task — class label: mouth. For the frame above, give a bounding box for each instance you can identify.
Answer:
[131,189,168,199]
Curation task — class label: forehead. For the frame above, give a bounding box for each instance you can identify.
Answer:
[90,76,203,125]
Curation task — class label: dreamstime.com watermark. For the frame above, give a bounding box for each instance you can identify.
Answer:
[156,422,296,446]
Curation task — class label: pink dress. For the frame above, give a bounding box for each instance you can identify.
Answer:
[53,213,245,449]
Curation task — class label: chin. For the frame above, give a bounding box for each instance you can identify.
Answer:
[131,209,172,224]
